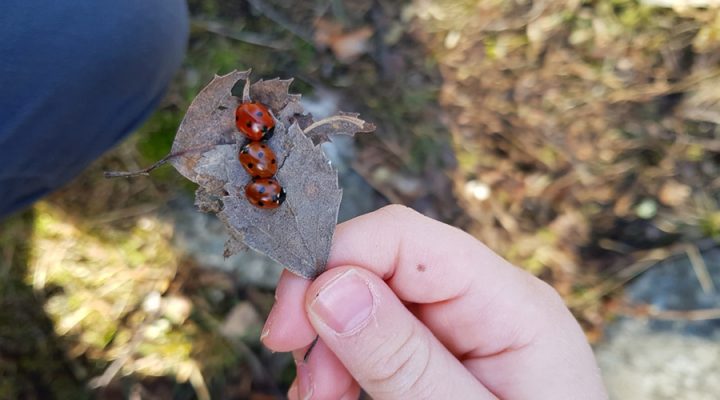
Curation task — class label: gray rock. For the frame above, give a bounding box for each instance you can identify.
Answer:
[596,244,720,399]
[597,319,720,400]
[166,196,284,289]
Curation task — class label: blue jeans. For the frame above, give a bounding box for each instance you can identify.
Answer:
[0,1,189,219]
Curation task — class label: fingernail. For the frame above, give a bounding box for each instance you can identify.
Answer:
[260,324,270,341]
[260,310,274,343]
[297,361,313,400]
[310,270,374,334]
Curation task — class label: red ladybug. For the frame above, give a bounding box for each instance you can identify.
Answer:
[235,102,275,141]
[239,142,278,178]
[245,177,286,209]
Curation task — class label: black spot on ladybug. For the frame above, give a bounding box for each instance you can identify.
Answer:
[258,201,265,207]
[235,115,239,121]
[271,159,276,164]
[256,111,263,117]
[257,152,264,158]
[261,144,267,149]
[246,121,252,127]
[247,163,254,169]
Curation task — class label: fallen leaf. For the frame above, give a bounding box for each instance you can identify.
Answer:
[166,71,373,279]
[658,180,691,207]
[314,18,374,63]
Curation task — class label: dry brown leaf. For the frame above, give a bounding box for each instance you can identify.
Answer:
[111,70,375,279]
[174,71,375,278]
[658,180,692,207]
[314,18,374,63]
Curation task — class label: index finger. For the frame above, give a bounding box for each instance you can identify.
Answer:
[328,204,521,304]
[266,204,546,356]
[328,205,556,356]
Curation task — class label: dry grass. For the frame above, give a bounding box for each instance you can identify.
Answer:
[408,0,720,334]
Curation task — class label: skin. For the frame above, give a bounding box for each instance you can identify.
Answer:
[262,205,608,400]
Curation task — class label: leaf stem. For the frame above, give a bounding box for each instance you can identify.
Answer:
[103,143,227,178]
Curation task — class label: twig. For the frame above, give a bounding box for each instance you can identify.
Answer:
[246,0,314,44]
[570,240,720,310]
[191,19,290,50]
[641,0,720,8]
[188,363,211,400]
[103,152,176,178]
[649,307,720,321]
[568,249,670,309]
[608,69,720,103]
[88,317,151,389]
[233,339,285,398]
[686,244,716,294]
[622,304,720,321]
[103,144,225,178]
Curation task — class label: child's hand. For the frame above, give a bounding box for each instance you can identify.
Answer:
[262,205,607,400]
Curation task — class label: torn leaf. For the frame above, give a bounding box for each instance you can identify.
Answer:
[166,70,373,279]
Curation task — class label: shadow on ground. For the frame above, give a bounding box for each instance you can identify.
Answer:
[0,210,90,399]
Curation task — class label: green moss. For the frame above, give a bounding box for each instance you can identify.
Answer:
[608,0,655,29]
[700,211,720,239]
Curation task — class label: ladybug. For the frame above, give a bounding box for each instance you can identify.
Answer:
[235,101,275,141]
[239,142,278,178]
[245,177,286,209]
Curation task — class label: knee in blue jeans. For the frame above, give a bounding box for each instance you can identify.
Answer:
[0,1,189,218]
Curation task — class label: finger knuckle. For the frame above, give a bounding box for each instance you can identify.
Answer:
[532,274,567,311]
[362,325,433,397]
[378,204,419,221]
[523,272,578,330]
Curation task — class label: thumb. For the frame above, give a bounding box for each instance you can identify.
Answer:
[305,266,495,400]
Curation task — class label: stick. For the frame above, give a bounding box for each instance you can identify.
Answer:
[686,244,716,294]
[246,0,313,44]
[103,143,226,178]
[103,153,175,178]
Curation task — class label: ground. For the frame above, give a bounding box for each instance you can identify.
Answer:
[1,0,720,398]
